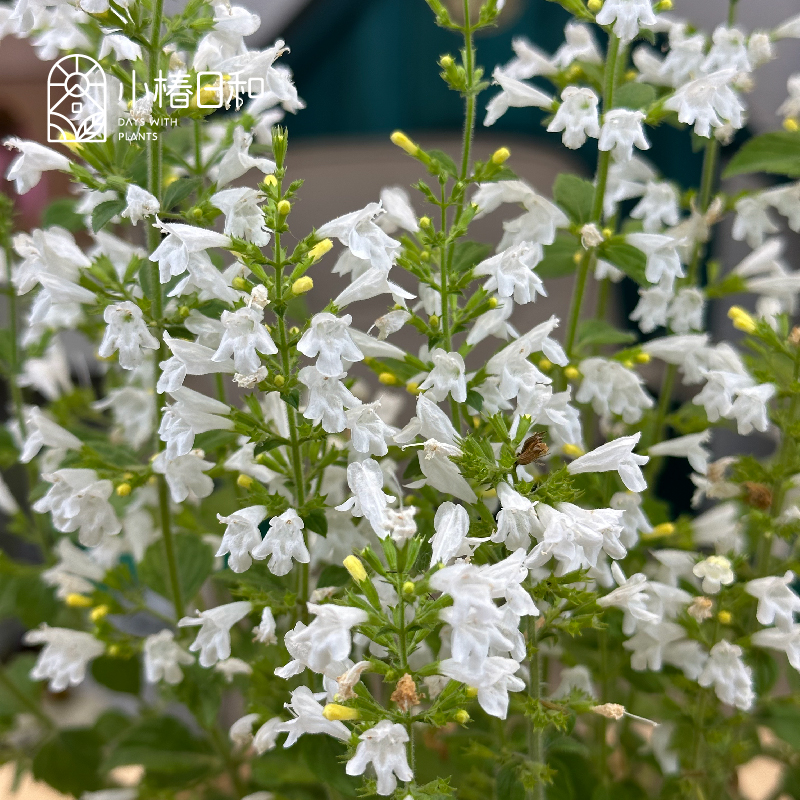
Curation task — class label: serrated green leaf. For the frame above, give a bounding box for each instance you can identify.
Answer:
[576,319,637,350]
[92,198,126,233]
[553,174,595,224]
[723,131,800,178]
[303,507,328,536]
[164,176,202,211]
[600,242,648,285]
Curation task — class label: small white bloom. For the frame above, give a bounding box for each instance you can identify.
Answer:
[693,555,735,594]
[728,383,775,435]
[598,563,660,634]
[152,450,215,503]
[493,482,536,551]
[230,713,260,749]
[178,601,252,668]
[19,406,82,464]
[419,348,467,403]
[626,233,684,287]
[377,186,419,234]
[746,571,800,630]
[553,21,603,68]
[253,717,285,753]
[143,629,194,685]
[484,67,553,126]
[216,505,268,573]
[567,433,649,492]
[503,37,558,80]
[698,640,754,710]
[733,195,779,248]
[630,284,672,333]
[251,508,309,576]
[667,287,705,334]
[159,387,232,460]
[547,86,601,149]
[23,625,105,692]
[253,607,277,645]
[297,313,364,377]
[299,366,362,434]
[149,221,231,284]
[649,431,711,474]
[664,70,745,139]
[336,458,396,539]
[346,401,398,457]
[703,26,751,74]
[599,109,650,162]
[3,138,70,194]
[213,304,278,375]
[430,501,471,567]
[98,301,159,370]
[215,657,252,682]
[210,187,270,245]
[474,242,546,304]
[41,538,104,599]
[752,625,800,671]
[576,358,654,424]
[121,185,160,226]
[372,309,411,340]
[418,439,477,504]
[631,181,680,231]
[439,657,525,719]
[215,125,276,187]
[346,721,413,796]
[280,686,350,747]
[595,0,657,44]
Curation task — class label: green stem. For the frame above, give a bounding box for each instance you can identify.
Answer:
[527,617,545,800]
[644,363,677,482]
[2,281,26,436]
[687,138,720,284]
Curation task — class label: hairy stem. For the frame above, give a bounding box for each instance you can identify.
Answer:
[527,617,545,800]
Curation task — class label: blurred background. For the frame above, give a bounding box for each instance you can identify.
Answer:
[1,2,800,797]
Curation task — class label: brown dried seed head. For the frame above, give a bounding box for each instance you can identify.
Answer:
[591,703,625,720]
[790,326,800,346]
[743,481,772,510]
[515,432,549,466]
[391,673,420,713]
[687,596,714,622]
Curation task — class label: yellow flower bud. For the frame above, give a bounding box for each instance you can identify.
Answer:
[277,199,291,216]
[573,250,583,265]
[635,352,651,364]
[390,130,419,156]
[624,70,638,82]
[178,305,190,318]
[651,522,675,538]
[402,581,415,595]
[466,687,479,698]
[564,366,580,380]
[623,359,634,369]
[454,710,471,724]
[292,277,313,295]
[309,238,333,262]
[263,175,278,187]
[473,416,481,429]
[562,443,585,458]
[406,382,421,395]
[289,326,300,336]
[116,483,132,497]
[784,118,800,133]
[57,130,83,154]
[488,297,499,309]
[379,372,399,386]
[429,314,439,329]
[491,147,510,165]
[419,216,432,228]
[602,227,613,239]
[718,610,732,625]
[232,276,249,290]
[237,474,254,489]
[323,703,361,721]
[538,358,552,372]
[65,593,93,608]
[107,644,121,657]
[343,555,367,583]
[420,250,431,262]
[728,306,756,334]
[440,55,454,69]
[481,488,497,499]
[656,0,673,10]
[274,375,285,388]
[90,605,110,622]
[587,0,603,11]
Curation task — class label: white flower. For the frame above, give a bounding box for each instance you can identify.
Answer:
[553,21,603,68]
[484,67,553,126]
[698,640,754,710]
[41,539,104,600]
[440,657,524,719]
[253,717,285,753]
[213,304,277,375]
[664,70,745,139]
[703,26,751,74]
[158,332,235,393]
[610,492,652,548]
[3,138,70,194]
[395,394,458,446]
[595,0,657,43]
[346,401,398,456]
[280,686,349,747]
[215,125,276,187]
[253,607,277,645]
[623,621,688,672]
[503,37,558,80]
[159,387,233,460]
[746,572,800,630]
[215,657,252,682]
[376,186,419,233]
[23,625,104,692]
[630,285,671,333]
[604,155,656,217]
[733,195,779,248]
[752,625,800,671]
[778,75,800,121]
[153,450,215,503]
[143,629,194,684]
[216,505,268,573]
[568,433,649,492]
[417,439,477,504]
[692,502,744,553]
[178,601,252,668]
[98,301,159,370]
[297,313,364,377]
[336,458,396,539]
[372,309,411,340]
[693,555,735,594]
[98,32,141,61]
[667,287,705,334]
[210,187,270,245]
[346,721,413,796]
[626,233,684,287]
[728,383,775,435]
[419,349,467,403]
[299,366,362,434]
[430,502,471,567]
[384,506,418,544]
[649,431,711,474]
[333,264,415,308]
[19,406,82,464]
[547,86,601,149]
[251,508,309,576]
[318,202,401,273]
[775,13,800,40]
[121,185,160,226]
[33,469,121,547]
[493,482,536,550]
[149,221,231,284]
[599,109,650,162]
[631,182,680,232]
[598,563,660,634]
[230,713,260,749]
[474,242,546,304]
[576,358,654,424]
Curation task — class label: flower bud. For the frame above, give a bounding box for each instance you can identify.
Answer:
[650,522,675,538]
[237,474,254,489]
[465,687,478,698]
[323,703,361,721]
[784,118,799,133]
[379,372,399,386]
[728,306,756,333]
[406,382,421,395]
[562,443,585,458]
[655,0,672,10]
[491,147,510,165]
[232,276,249,290]
[429,314,439,328]
[587,0,602,11]
[274,375,285,388]
[289,326,300,336]
[402,581,415,595]
[454,710,470,724]
[263,175,278,187]
[58,130,83,154]
[635,352,651,364]
[116,483,132,497]
[65,593,93,608]
[292,277,313,295]
[538,358,552,372]
[107,644,121,657]
[390,131,419,156]
[419,216,432,229]
[420,250,431,262]
[309,238,333,262]
[90,605,109,622]
[277,199,291,216]
[564,366,580,380]
[440,55,454,69]
[178,305,190,318]
[718,610,732,625]
[488,297,499,309]
[343,555,367,583]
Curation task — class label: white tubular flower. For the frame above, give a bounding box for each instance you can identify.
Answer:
[336,458,396,539]
[430,501,471,567]
[23,625,104,692]
[599,109,650,162]
[733,196,779,248]
[253,607,277,645]
[473,242,546,304]
[346,721,413,796]
[698,640,754,710]
[346,401,398,457]
[419,349,467,403]
[216,658,252,682]
[318,202,400,272]
[649,431,711,474]
[777,75,800,121]
[493,482,536,551]
[503,37,557,80]
[604,155,656,217]
[623,621,688,672]
[230,713,260,749]
[598,563,660,634]
[693,555,735,594]
[626,233,684,287]
[630,285,671,333]
[567,433,649,493]
[253,717,285,754]
[373,309,411,340]
[297,313,364,377]
[692,502,744,553]
[595,0,657,43]
[158,332,235,393]
[98,301,159,370]
[547,86,601,149]
[551,665,595,699]
[664,70,744,139]
[251,508,309,576]
[3,138,70,194]
[439,657,524,720]
[610,492,652,548]
[149,221,231,284]
[703,26,751,74]
[752,625,800,671]
[216,505,268,573]
[775,13,800,40]
[333,264,414,308]
[92,386,155,450]
[212,304,277,375]
[143,629,194,685]
[395,394,458,446]
[159,387,233,460]
[210,187,270,245]
[384,506,418,544]
[553,21,603,68]
[152,450,215,503]
[484,67,554,126]
[121,184,160,226]
[215,126,276,187]
[98,32,141,61]
[41,539,104,600]
[631,181,680,232]
[33,469,121,547]
[377,186,419,234]
[19,406,82,464]
[281,686,349,747]
[299,366,362,434]
[576,358,654,424]
[746,572,800,630]
[418,439,477,504]
[728,383,775,435]
[667,287,705,334]
[178,601,252,668]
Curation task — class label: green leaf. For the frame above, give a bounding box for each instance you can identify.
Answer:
[91,198,126,233]
[575,319,636,351]
[553,174,595,225]
[33,729,103,796]
[724,131,800,178]
[614,83,657,111]
[303,507,328,536]
[42,198,84,232]
[600,241,648,285]
[163,176,202,211]
[91,656,141,696]
[300,734,360,796]
[426,148,459,178]
[452,240,493,274]
[139,534,213,605]
[537,233,580,279]
[317,565,350,588]
[466,389,484,411]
